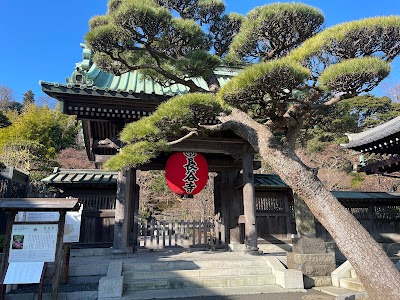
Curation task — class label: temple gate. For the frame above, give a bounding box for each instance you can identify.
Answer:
[40,44,260,252]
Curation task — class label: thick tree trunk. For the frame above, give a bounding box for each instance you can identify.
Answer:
[219,109,400,300]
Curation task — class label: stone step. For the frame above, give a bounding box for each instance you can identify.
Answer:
[304,275,332,288]
[70,248,113,257]
[124,274,276,290]
[121,285,304,300]
[44,263,108,282]
[350,269,358,279]
[123,266,272,279]
[340,277,365,292]
[122,259,269,271]
[314,286,368,300]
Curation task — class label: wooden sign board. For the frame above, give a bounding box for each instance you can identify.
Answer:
[16,206,83,243]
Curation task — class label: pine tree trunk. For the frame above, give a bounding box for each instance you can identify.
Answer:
[219,109,400,299]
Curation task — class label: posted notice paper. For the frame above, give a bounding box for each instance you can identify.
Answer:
[4,262,44,284]
[9,224,58,263]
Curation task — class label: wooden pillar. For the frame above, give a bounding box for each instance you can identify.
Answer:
[215,172,231,244]
[242,145,258,251]
[229,174,243,245]
[131,181,140,251]
[113,168,136,253]
[51,211,66,300]
[0,211,16,278]
[0,211,15,300]
[368,205,378,240]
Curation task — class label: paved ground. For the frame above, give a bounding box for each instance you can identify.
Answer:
[159,290,335,300]
[159,289,335,300]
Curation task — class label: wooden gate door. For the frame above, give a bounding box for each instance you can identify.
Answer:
[255,191,292,242]
[77,192,116,246]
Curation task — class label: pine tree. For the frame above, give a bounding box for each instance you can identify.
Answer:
[22,90,35,106]
[86,2,400,298]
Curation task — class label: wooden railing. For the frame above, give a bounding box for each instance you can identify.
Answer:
[137,219,225,249]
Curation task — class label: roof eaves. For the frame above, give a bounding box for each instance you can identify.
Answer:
[341,116,400,149]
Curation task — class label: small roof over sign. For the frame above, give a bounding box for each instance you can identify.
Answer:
[42,169,118,185]
[254,174,290,189]
[0,198,80,212]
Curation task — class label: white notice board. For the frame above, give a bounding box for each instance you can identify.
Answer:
[3,262,44,284]
[63,206,83,243]
[24,212,60,222]
[9,224,58,263]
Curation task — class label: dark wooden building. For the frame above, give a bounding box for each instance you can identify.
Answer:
[0,167,29,199]
[342,116,400,174]
[42,167,400,247]
[340,119,400,243]
[42,169,294,247]
[42,168,118,246]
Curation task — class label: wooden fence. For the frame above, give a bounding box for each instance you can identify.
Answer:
[137,219,225,249]
[316,204,400,243]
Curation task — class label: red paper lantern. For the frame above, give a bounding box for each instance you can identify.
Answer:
[165,152,208,195]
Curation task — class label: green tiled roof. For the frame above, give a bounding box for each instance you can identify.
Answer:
[331,191,400,202]
[81,65,235,96]
[254,174,289,189]
[42,169,118,185]
[40,44,239,98]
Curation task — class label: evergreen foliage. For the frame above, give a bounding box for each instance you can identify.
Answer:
[1,140,58,180]
[22,90,35,106]
[6,102,23,113]
[0,103,78,179]
[106,93,222,169]
[318,57,391,94]
[0,104,77,160]
[94,2,400,170]
[0,111,11,128]
[301,94,400,152]
[227,3,324,63]
[86,0,242,90]
[217,58,310,122]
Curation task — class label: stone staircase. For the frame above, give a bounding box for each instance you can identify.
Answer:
[339,269,365,292]
[327,261,368,299]
[97,250,304,299]
[122,258,276,292]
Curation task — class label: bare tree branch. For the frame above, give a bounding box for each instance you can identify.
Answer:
[168,130,198,145]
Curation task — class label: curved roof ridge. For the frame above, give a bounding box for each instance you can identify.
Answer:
[341,116,400,149]
[40,44,239,98]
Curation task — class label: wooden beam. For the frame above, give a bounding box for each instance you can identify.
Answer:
[0,199,79,211]
[93,138,121,150]
[170,137,250,159]
[95,154,261,172]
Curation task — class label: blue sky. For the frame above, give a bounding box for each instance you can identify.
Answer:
[1,0,400,103]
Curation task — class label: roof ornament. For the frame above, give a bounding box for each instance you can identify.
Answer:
[66,44,94,87]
